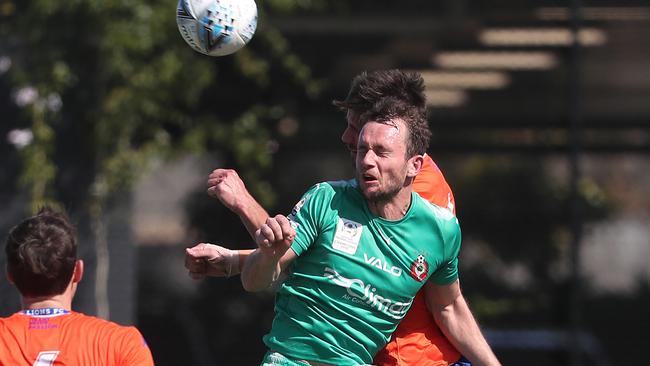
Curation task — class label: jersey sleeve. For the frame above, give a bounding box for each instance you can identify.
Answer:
[287,183,334,256]
[428,216,462,285]
[116,326,154,366]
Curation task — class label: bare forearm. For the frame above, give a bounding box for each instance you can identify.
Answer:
[207,169,269,238]
[240,249,281,292]
[433,295,500,366]
[243,215,296,291]
[233,195,269,239]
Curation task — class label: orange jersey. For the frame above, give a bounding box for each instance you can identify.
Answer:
[412,155,456,215]
[0,309,154,366]
[374,155,461,366]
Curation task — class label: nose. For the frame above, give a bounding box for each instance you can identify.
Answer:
[357,148,376,169]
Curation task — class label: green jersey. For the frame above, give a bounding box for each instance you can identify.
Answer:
[263,180,461,365]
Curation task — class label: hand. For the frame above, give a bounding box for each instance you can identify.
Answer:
[185,243,240,279]
[207,169,250,213]
[255,215,295,259]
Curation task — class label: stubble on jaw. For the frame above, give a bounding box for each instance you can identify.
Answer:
[363,186,401,205]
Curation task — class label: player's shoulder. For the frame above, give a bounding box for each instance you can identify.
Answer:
[0,313,17,328]
[0,312,27,328]
[417,195,454,218]
[418,198,461,249]
[420,154,443,174]
[69,312,152,364]
[315,179,357,190]
[294,180,360,216]
[305,179,358,198]
[69,312,142,337]
[416,155,450,188]
[416,195,459,230]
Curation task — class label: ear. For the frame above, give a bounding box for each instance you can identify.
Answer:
[72,260,84,284]
[407,154,424,178]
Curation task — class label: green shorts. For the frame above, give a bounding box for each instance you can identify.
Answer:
[260,351,312,366]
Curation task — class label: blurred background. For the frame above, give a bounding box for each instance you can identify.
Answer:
[1,0,649,365]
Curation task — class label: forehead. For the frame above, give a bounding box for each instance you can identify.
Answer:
[359,119,405,145]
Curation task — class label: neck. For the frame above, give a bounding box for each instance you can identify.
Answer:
[22,292,73,311]
[367,188,413,220]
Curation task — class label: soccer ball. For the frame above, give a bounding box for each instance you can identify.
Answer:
[176,0,258,57]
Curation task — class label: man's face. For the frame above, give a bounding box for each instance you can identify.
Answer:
[355,119,409,202]
[341,109,362,159]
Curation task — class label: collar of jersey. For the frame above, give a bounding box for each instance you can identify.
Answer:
[360,191,420,225]
[21,308,71,318]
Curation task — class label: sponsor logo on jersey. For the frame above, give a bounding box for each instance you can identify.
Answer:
[28,318,59,330]
[410,255,429,282]
[324,267,411,319]
[363,253,402,277]
[332,218,363,255]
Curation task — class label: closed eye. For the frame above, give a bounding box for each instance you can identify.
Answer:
[374,148,390,157]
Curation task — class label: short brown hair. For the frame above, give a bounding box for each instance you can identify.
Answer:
[5,207,77,297]
[332,69,427,113]
[359,97,431,158]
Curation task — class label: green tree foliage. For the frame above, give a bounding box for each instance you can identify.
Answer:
[1,0,329,321]
[1,0,324,213]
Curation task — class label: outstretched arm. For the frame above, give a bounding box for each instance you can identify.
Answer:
[425,279,501,366]
[207,168,269,238]
[185,244,254,279]
[241,215,297,292]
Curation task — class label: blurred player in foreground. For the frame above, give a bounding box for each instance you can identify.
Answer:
[1,207,154,366]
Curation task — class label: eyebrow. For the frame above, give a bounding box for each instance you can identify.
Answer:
[359,141,390,152]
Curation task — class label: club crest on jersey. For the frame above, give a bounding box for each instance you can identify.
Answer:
[410,255,429,282]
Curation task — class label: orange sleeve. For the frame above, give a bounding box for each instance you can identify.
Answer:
[413,155,456,214]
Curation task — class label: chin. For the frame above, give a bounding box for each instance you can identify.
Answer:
[361,188,381,200]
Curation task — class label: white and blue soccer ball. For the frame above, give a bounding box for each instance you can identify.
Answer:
[176,0,258,56]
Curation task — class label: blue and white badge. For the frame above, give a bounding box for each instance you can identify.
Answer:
[332,218,363,255]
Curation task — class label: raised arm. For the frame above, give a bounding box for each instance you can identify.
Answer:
[184,168,267,280]
[241,215,297,292]
[207,168,269,238]
[425,279,501,366]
